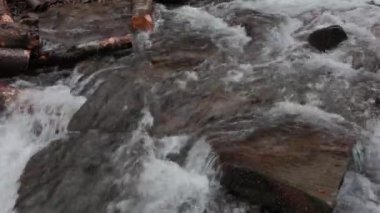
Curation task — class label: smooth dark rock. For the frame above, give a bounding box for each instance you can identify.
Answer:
[16,131,124,213]
[308,25,348,52]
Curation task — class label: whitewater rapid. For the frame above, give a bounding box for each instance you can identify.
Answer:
[167,0,380,212]
[2,0,380,212]
[0,82,85,213]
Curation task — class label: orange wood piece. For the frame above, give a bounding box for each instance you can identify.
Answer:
[131,14,154,32]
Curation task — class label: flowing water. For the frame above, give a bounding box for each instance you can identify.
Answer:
[0,80,86,213]
[106,1,380,212]
[3,0,380,213]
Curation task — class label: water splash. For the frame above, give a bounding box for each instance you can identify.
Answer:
[108,109,220,213]
[173,6,251,53]
[0,84,85,213]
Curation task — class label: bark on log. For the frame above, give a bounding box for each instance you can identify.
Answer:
[32,34,133,68]
[131,0,154,31]
[0,23,38,49]
[0,0,39,50]
[26,0,49,12]
[0,0,13,23]
[0,48,30,77]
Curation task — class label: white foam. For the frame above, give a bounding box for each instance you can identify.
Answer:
[231,0,368,16]
[304,53,358,77]
[269,101,346,124]
[175,71,200,90]
[336,171,380,213]
[174,6,251,52]
[107,106,215,213]
[0,84,85,213]
[335,121,380,212]
[135,158,210,213]
[223,64,253,84]
[133,139,215,213]
[305,92,323,106]
[156,135,189,159]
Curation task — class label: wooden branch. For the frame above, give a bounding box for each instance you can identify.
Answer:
[32,34,133,68]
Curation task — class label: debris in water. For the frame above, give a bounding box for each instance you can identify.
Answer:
[0,48,30,77]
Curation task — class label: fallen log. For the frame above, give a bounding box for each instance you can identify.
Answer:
[131,0,154,31]
[32,34,133,68]
[0,0,39,50]
[0,48,30,77]
[0,23,39,50]
[26,0,49,12]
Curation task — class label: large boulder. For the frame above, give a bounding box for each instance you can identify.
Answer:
[213,119,356,212]
[16,131,125,213]
[308,25,348,52]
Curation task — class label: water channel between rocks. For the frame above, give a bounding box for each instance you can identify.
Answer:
[2,0,380,213]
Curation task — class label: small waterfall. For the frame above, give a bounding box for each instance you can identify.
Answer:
[0,82,85,213]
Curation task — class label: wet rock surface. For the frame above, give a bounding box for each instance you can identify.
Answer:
[217,120,355,212]
[16,131,123,213]
[38,0,132,53]
[308,25,348,52]
[11,1,380,213]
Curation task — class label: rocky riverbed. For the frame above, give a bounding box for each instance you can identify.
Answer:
[1,0,380,213]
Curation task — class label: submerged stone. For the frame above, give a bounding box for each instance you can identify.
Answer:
[308,25,348,52]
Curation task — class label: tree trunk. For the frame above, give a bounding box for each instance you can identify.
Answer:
[0,0,39,50]
[32,34,133,68]
[0,48,30,77]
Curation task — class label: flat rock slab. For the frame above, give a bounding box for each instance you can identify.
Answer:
[215,119,356,212]
[38,0,133,53]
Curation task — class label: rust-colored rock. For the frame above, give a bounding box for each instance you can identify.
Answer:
[131,0,154,31]
[213,120,356,212]
[0,82,18,112]
[0,0,13,23]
